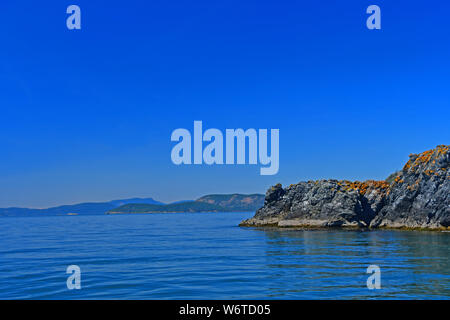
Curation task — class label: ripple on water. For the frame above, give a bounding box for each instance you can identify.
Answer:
[0,213,449,299]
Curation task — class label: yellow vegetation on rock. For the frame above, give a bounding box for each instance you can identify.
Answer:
[403,145,449,172]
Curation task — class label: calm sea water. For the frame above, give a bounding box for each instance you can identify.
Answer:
[0,212,449,299]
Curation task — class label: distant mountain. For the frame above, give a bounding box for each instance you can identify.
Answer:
[195,194,265,212]
[108,198,164,207]
[107,202,224,214]
[0,198,163,217]
[0,194,265,216]
[108,194,265,214]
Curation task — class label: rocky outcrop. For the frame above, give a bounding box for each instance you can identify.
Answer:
[371,146,450,229]
[240,145,450,230]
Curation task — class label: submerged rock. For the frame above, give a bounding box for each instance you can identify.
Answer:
[241,145,450,230]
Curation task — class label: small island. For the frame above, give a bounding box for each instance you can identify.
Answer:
[240,145,450,230]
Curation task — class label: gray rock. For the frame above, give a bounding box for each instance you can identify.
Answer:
[241,145,450,230]
[370,145,450,229]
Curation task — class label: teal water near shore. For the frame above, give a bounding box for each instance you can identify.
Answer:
[0,212,449,299]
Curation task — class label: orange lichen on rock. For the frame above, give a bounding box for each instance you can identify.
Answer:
[403,145,449,172]
[394,176,403,184]
[436,145,449,156]
[337,180,389,195]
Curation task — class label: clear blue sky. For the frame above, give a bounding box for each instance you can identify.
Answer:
[1,0,449,208]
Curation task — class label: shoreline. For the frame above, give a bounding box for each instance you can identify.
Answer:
[239,220,450,232]
[239,218,450,232]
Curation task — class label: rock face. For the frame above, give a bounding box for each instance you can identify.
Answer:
[241,145,450,230]
[371,146,450,229]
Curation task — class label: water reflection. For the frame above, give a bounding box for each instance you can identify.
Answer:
[252,228,450,299]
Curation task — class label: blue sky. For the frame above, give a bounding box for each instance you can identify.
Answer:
[1,0,449,208]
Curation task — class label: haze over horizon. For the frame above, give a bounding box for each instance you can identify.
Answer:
[1,0,449,208]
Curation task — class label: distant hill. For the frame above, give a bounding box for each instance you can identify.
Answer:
[195,194,265,212]
[0,194,265,216]
[107,202,224,214]
[108,194,265,214]
[0,198,163,217]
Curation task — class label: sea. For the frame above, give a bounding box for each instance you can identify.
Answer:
[0,212,449,299]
